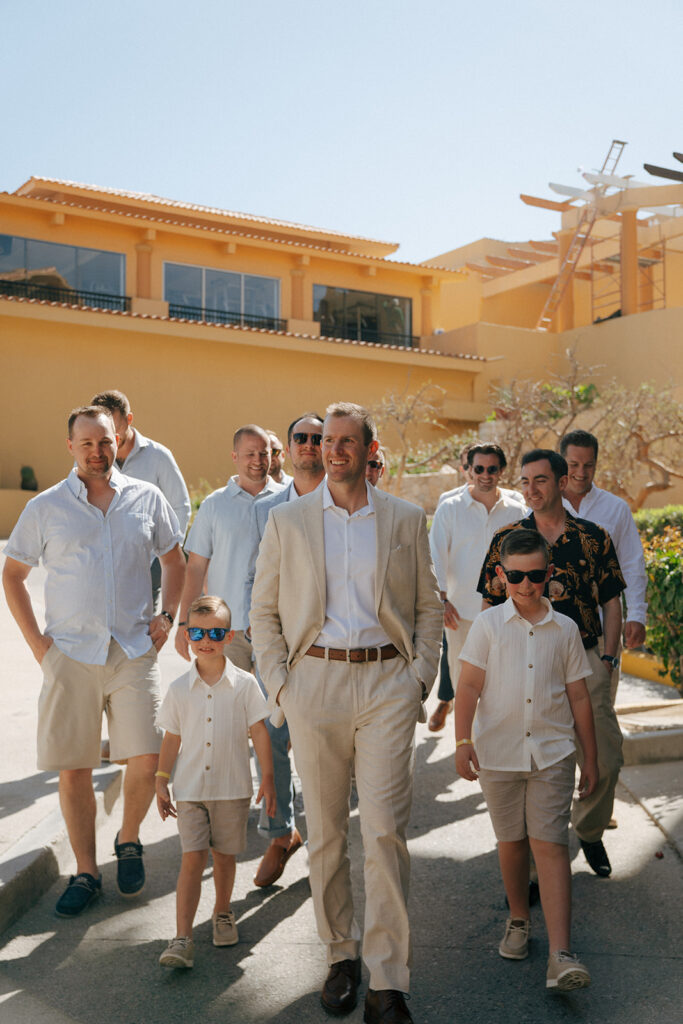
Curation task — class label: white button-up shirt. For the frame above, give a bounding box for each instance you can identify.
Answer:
[185,476,283,631]
[316,481,390,649]
[430,487,527,620]
[4,467,183,664]
[436,483,524,508]
[157,658,268,800]
[460,598,592,771]
[117,429,191,534]
[562,485,647,625]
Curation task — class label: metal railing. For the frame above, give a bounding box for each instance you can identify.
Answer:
[168,303,286,332]
[0,278,131,312]
[317,323,417,348]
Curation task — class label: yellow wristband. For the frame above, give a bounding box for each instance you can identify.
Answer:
[455,738,473,749]
[155,770,171,779]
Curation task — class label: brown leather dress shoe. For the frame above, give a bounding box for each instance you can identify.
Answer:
[253,828,303,887]
[364,988,413,1023]
[428,699,452,732]
[321,958,361,1016]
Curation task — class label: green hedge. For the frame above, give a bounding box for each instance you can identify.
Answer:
[641,528,683,692]
[634,505,683,539]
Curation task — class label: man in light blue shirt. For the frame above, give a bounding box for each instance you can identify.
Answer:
[176,424,283,671]
[3,406,186,918]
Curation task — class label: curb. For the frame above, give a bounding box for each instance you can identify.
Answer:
[0,765,122,935]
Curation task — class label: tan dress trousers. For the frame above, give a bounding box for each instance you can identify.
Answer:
[279,653,423,993]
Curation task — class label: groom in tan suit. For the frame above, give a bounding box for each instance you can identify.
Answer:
[251,402,442,1024]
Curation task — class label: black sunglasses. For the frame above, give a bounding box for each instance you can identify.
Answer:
[473,464,501,475]
[502,568,547,584]
[270,447,282,457]
[186,627,228,641]
[367,460,384,470]
[292,432,322,445]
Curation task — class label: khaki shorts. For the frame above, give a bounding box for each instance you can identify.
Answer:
[478,753,576,845]
[176,798,251,854]
[225,630,253,673]
[37,640,162,771]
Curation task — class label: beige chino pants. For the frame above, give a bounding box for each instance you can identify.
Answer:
[571,644,624,843]
[279,654,423,993]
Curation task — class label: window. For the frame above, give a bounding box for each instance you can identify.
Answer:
[0,234,125,295]
[164,262,281,328]
[313,285,413,347]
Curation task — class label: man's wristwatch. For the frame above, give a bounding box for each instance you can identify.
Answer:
[601,654,619,669]
[160,610,174,626]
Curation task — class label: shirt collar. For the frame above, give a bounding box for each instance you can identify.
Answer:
[322,479,375,517]
[129,428,149,456]
[226,475,281,499]
[188,657,235,690]
[503,595,555,627]
[67,464,124,501]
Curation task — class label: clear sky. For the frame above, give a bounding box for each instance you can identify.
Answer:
[2,0,681,263]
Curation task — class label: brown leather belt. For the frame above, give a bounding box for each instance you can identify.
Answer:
[305,643,399,663]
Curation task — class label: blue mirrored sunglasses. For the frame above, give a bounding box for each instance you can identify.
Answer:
[186,627,228,641]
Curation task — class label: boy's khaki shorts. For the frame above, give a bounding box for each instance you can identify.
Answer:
[177,798,252,855]
[37,640,162,770]
[478,753,576,845]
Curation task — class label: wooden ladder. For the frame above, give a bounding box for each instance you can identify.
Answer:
[536,140,627,331]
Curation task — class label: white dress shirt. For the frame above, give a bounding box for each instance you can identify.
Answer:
[185,476,283,631]
[562,485,647,625]
[437,483,525,508]
[117,429,191,534]
[158,658,268,800]
[430,487,527,620]
[315,481,390,649]
[460,598,592,771]
[4,467,182,664]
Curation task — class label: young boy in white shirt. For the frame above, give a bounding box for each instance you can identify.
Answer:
[155,596,276,968]
[455,530,598,991]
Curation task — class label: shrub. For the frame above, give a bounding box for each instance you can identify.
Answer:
[641,527,683,693]
[634,505,683,539]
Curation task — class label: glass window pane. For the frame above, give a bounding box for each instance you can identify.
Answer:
[244,274,278,319]
[26,239,78,289]
[205,269,241,312]
[345,289,378,339]
[0,235,28,279]
[77,248,124,295]
[378,294,410,338]
[165,263,202,307]
[313,285,344,335]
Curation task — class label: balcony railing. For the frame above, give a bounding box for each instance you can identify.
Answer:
[317,323,417,349]
[0,278,131,312]
[168,303,286,332]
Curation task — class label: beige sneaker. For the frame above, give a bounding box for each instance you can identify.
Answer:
[498,917,530,959]
[159,936,194,968]
[213,910,239,946]
[546,950,591,990]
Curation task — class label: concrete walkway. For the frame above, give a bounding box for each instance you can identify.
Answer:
[1,550,682,1022]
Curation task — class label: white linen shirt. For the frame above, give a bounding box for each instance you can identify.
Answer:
[562,485,647,625]
[459,598,592,771]
[430,487,527,620]
[4,467,182,665]
[117,429,191,534]
[157,658,268,800]
[185,476,283,631]
[315,480,391,649]
[436,483,525,509]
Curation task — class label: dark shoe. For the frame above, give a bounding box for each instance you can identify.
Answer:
[580,839,611,877]
[55,872,102,918]
[321,958,361,1016]
[253,828,303,887]
[364,989,413,1024]
[114,832,145,896]
[427,700,452,732]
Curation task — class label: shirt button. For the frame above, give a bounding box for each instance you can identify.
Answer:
[205,765,210,771]
[207,694,212,699]
[528,664,533,669]
[526,731,531,737]
[529,631,534,636]
[207,717,212,722]
[206,741,211,747]
[526,698,532,704]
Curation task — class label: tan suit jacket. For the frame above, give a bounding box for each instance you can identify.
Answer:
[250,486,443,716]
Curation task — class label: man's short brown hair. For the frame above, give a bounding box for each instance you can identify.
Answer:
[91,390,131,417]
[325,402,377,445]
[67,406,115,438]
